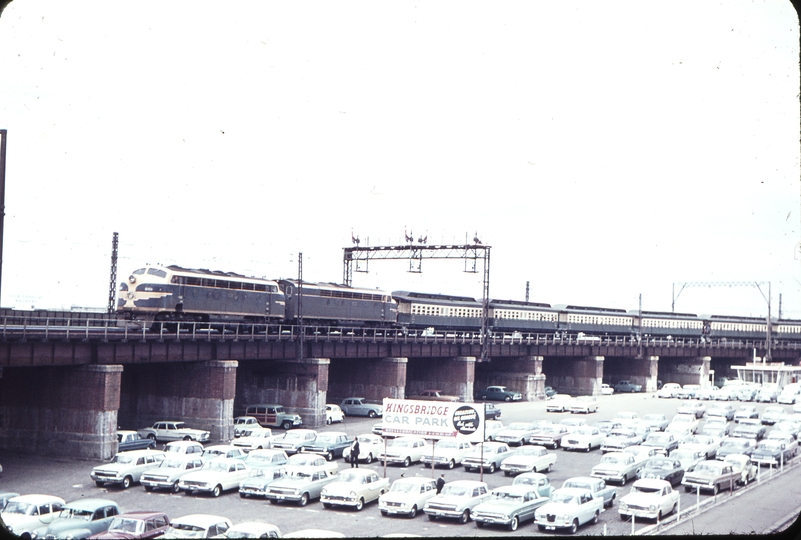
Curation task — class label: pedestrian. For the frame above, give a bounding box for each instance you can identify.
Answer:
[350,437,360,468]
[436,473,445,494]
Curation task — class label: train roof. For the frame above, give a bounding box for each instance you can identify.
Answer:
[163,265,277,283]
[392,291,479,303]
[707,314,767,322]
[279,279,390,295]
[489,299,553,309]
[553,304,628,314]
[632,310,699,318]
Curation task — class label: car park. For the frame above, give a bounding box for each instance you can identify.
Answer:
[116,431,156,452]
[325,404,345,425]
[232,427,276,451]
[423,480,490,524]
[636,457,685,487]
[299,431,352,461]
[140,456,204,493]
[601,429,640,453]
[716,437,756,459]
[163,514,232,539]
[618,479,680,522]
[421,439,473,469]
[681,459,740,494]
[90,449,165,489]
[320,468,390,511]
[642,414,669,432]
[493,422,540,446]
[500,445,556,475]
[528,424,570,449]
[378,477,438,519]
[561,476,618,508]
[379,436,429,467]
[472,484,550,531]
[591,452,642,484]
[223,522,281,539]
[271,429,318,455]
[546,394,573,412]
[340,397,383,418]
[137,421,210,443]
[731,418,767,440]
[233,416,261,437]
[478,385,522,402]
[343,433,383,464]
[676,400,706,419]
[570,396,599,414]
[461,441,515,473]
[614,381,642,393]
[245,404,303,430]
[512,472,555,498]
[0,494,66,538]
[88,511,171,539]
[562,425,605,452]
[534,487,603,534]
[265,466,338,506]
[31,499,121,540]
[238,467,287,498]
[178,458,250,497]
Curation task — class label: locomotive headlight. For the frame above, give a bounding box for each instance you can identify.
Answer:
[127,293,135,300]
[129,275,136,284]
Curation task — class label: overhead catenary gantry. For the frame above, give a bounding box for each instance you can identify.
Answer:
[343,241,491,362]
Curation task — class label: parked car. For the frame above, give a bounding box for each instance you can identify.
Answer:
[264,466,338,506]
[232,427,276,451]
[494,422,540,446]
[601,429,640,453]
[734,405,760,422]
[570,396,599,414]
[731,418,767,440]
[561,476,618,509]
[244,404,303,430]
[614,381,642,393]
[242,449,288,472]
[601,384,614,395]
[472,484,550,531]
[702,417,731,438]
[657,383,681,398]
[716,437,756,459]
[0,494,66,538]
[751,439,798,466]
[462,442,515,474]
[484,403,502,420]
[325,404,345,425]
[117,431,156,452]
[534,488,603,534]
[707,404,736,421]
[546,394,573,412]
[163,514,232,539]
[668,447,705,473]
[140,456,204,493]
[722,454,758,485]
[642,414,670,432]
[562,425,605,452]
[421,439,473,469]
[88,511,170,539]
[90,449,165,489]
[320,468,390,511]
[408,389,460,402]
[642,432,680,456]
[500,445,557,475]
[285,452,339,475]
[163,440,205,456]
[756,386,780,403]
[668,414,700,434]
[343,433,383,464]
[676,400,706,419]
[681,434,722,460]
[484,420,505,441]
[233,416,261,437]
[528,424,571,449]
[137,421,210,443]
[591,452,642,484]
[761,406,789,425]
[178,458,250,497]
[696,386,720,400]
[299,431,352,461]
[595,420,623,436]
[544,386,557,398]
[681,459,740,494]
[618,479,680,522]
[378,477,438,519]
[31,499,121,540]
[271,429,318,455]
[636,457,685,487]
[340,397,383,418]
[0,492,20,512]
[223,522,281,539]
[479,385,523,402]
[423,480,490,524]
[238,467,288,498]
[379,436,429,467]
[202,445,247,462]
[512,472,555,498]
[675,384,701,399]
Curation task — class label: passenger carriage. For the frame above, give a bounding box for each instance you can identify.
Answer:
[393,291,483,333]
[279,280,396,326]
[489,299,559,333]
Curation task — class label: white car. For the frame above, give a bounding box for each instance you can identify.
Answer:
[272,429,318,455]
[618,478,679,521]
[90,449,165,489]
[722,454,758,485]
[534,488,603,534]
[562,425,606,452]
[224,522,281,539]
[681,434,722,460]
[494,422,541,446]
[676,400,706,419]
[326,404,345,425]
[601,384,615,395]
[484,420,505,441]
[657,383,681,398]
[378,477,438,518]
[233,416,261,438]
[669,414,700,434]
[0,494,66,538]
[202,445,247,462]
[179,458,250,497]
[163,440,205,456]
[232,428,276,451]
[137,421,211,443]
[423,480,490,524]
[668,447,705,472]
[546,395,573,412]
[141,456,205,493]
[570,396,599,414]
[421,439,473,469]
[462,442,515,474]
[379,436,429,467]
[164,514,233,539]
[320,469,390,511]
[343,433,383,464]
[500,445,556,475]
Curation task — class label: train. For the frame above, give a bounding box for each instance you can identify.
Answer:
[117,264,798,341]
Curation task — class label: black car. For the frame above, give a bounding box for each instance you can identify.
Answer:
[637,457,685,487]
[484,403,502,420]
[544,386,556,398]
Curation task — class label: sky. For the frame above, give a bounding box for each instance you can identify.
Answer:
[0,1,798,319]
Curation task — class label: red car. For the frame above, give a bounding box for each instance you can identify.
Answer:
[89,512,170,539]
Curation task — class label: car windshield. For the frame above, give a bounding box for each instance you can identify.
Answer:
[58,508,94,520]
[610,431,635,438]
[3,502,37,515]
[246,453,276,465]
[437,441,459,450]
[551,493,577,504]
[508,423,533,431]
[694,463,723,474]
[647,459,674,470]
[758,441,782,451]
[315,434,339,443]
[441,485,470,497]
[517,446,542,456]
[109,518,145,534]
[390,439,412,448]
[337,471,367,484]
[563,481,589,490]
[722,440,748,449]
[168,523,208,538]
[248,468,269,478]
[601,455,624,465]
[671,450,698,460]
[646,435,670,444]
[632,485,660,494]
[202,461,230,473]
[514,476,538,486]
[390,481,416,493]
[112,454,135,464]
[161,459,186,469]
[282,432,307,441]
[288,455,317,466]
[575,427,595,435]
[493,491,524,502]
[287,471,312,480]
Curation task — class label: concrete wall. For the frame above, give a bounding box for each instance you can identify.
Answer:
[475,356,547,401]
[658,356,711,387]
[327,357,407,403]
[542,356,604,396]
[406,356,476,402]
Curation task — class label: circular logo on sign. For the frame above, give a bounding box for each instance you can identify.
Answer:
[452,405,480,435]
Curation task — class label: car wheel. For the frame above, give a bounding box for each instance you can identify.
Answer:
[183,435,191,441]
[448,459,455,469]
[381,510,388,517]
[144,485,153,492]
[368,410,377,418]
[403,456,411,467]
[671,502,677,516]
[239,492,247,498]
[121,476,133,489]
[586,444,592,453]
[711,484,719,495]
[326,452,334,461]
[505,396,512,402]
[171,481,181,494]
[95,481,104,487]
[609,493,616,507]
[458,510,470,524]
[365,453,373,464]
[593,510,599,524]
[282,421,293,430]
[657,510,663,521]
[326,417,332,425]
[355,497,365,511]
[620,513,629,521]
[428,514,437,521]
[488,463,496,474]
[508,516,519,531]
[476,521,485,528]
[504,471,511,477]
[480,395,487,400]
[685,486,692,493]
[270,499,279,505]
[323,502,332,509]
[408,505,418,519]
[212,484,222,498]
[299,493,309,507]
[538,524,546,531]
[569,518,579,534]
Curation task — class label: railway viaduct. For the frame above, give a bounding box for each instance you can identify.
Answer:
[0,314,797,459]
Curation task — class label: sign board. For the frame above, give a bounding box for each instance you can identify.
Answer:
[382,398,485,442]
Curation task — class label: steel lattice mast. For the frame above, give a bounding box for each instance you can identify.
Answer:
[107,232,118,314]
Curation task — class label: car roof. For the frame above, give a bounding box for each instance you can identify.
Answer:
[115,511,168,520]
[64,498,118,511]
[393,477,435,485]
[7,494,65,503]
[632,478,672,489]
[116,449,164,456]
[553,487,592,496]
[492,485,539,495]
[444,480,488,488]
[172,514,231,526]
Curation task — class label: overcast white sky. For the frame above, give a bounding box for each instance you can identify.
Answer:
[0,1,798,319]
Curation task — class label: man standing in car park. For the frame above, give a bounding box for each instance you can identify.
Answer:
[349,437,360,468]
[436,473,445,493]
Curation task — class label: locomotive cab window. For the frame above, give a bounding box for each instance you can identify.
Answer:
[147,268,167,278]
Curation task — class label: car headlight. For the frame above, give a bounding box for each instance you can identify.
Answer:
[649,505,657,511]
[321,488,328,495]
[350,491,357,497]
[294,489,301,495]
